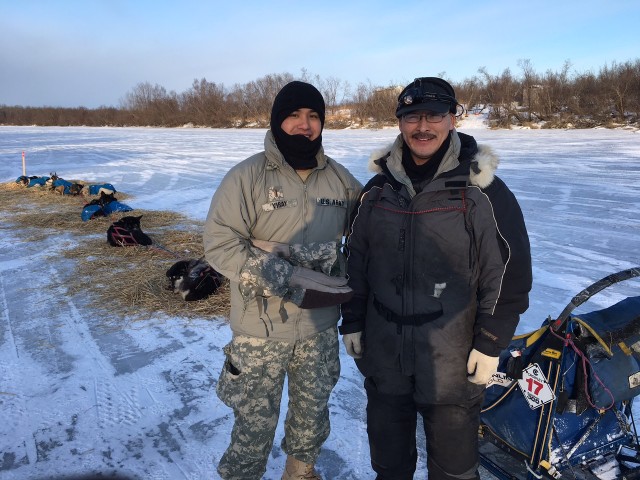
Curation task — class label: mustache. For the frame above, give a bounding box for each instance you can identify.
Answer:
[412,132,436,140]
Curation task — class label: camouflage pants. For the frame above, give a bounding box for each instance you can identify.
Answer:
[216,326,340,480]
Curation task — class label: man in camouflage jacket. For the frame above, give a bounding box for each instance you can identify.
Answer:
[204,81,361,480]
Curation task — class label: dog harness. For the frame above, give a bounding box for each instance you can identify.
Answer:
[109,225,140,246]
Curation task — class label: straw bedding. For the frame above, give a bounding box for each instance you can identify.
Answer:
[0,181,230,322]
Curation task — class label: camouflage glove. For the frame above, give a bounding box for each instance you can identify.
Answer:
[253,239,345,276]
[239,248,293,304]
[467,348,500,385]
[290,241,345,276]
[287,266,353,309]
[342,331,363,359]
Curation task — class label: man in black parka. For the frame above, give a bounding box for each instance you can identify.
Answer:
[340,77,532,480]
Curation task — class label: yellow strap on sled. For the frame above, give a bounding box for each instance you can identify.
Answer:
[618,341,632,356]
[573,317,613,356]
[516,318,614,356]
[518,325,548,348]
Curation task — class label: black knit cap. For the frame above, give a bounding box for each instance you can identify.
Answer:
[271,81,325,128]
[270,81,326,169]
[396,77,458,117]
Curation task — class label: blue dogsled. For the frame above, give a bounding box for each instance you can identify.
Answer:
[479,267,640,479]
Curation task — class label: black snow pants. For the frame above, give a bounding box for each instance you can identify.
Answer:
[365,377,482,480]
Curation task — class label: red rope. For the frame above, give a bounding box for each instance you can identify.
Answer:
[549,327,615,411]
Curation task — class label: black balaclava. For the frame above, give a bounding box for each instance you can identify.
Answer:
[270,81,325,170]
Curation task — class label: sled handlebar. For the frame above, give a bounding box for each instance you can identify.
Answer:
[551,266,640,332]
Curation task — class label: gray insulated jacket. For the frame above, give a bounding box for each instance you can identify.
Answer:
[204,130,362,342]
[341,130,532,404]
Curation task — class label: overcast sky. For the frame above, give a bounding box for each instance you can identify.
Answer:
[1,0,639,108]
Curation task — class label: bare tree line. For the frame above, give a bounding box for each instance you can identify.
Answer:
[459,59,640,128]
[1,59,638,129]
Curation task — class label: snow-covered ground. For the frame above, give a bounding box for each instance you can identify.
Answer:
[0,119,639,480]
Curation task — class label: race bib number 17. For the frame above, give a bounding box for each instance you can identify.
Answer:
[517,363,556,409]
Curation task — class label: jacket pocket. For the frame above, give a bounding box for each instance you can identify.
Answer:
[216,343,246,408]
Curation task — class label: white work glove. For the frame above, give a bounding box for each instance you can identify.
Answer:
[342,332,363,359]
[467,348,500,385]
[251,239,291,258]
[289,266,353,309]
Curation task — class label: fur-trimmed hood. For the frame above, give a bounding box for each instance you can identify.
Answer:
[367,130,499,190]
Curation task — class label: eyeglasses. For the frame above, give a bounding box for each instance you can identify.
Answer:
[402,112,449,123]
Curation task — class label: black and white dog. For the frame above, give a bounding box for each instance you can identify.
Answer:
[166,258,224,301]
[107,215,153,246]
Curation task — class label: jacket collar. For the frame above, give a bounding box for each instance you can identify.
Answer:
[368,129,498,191]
